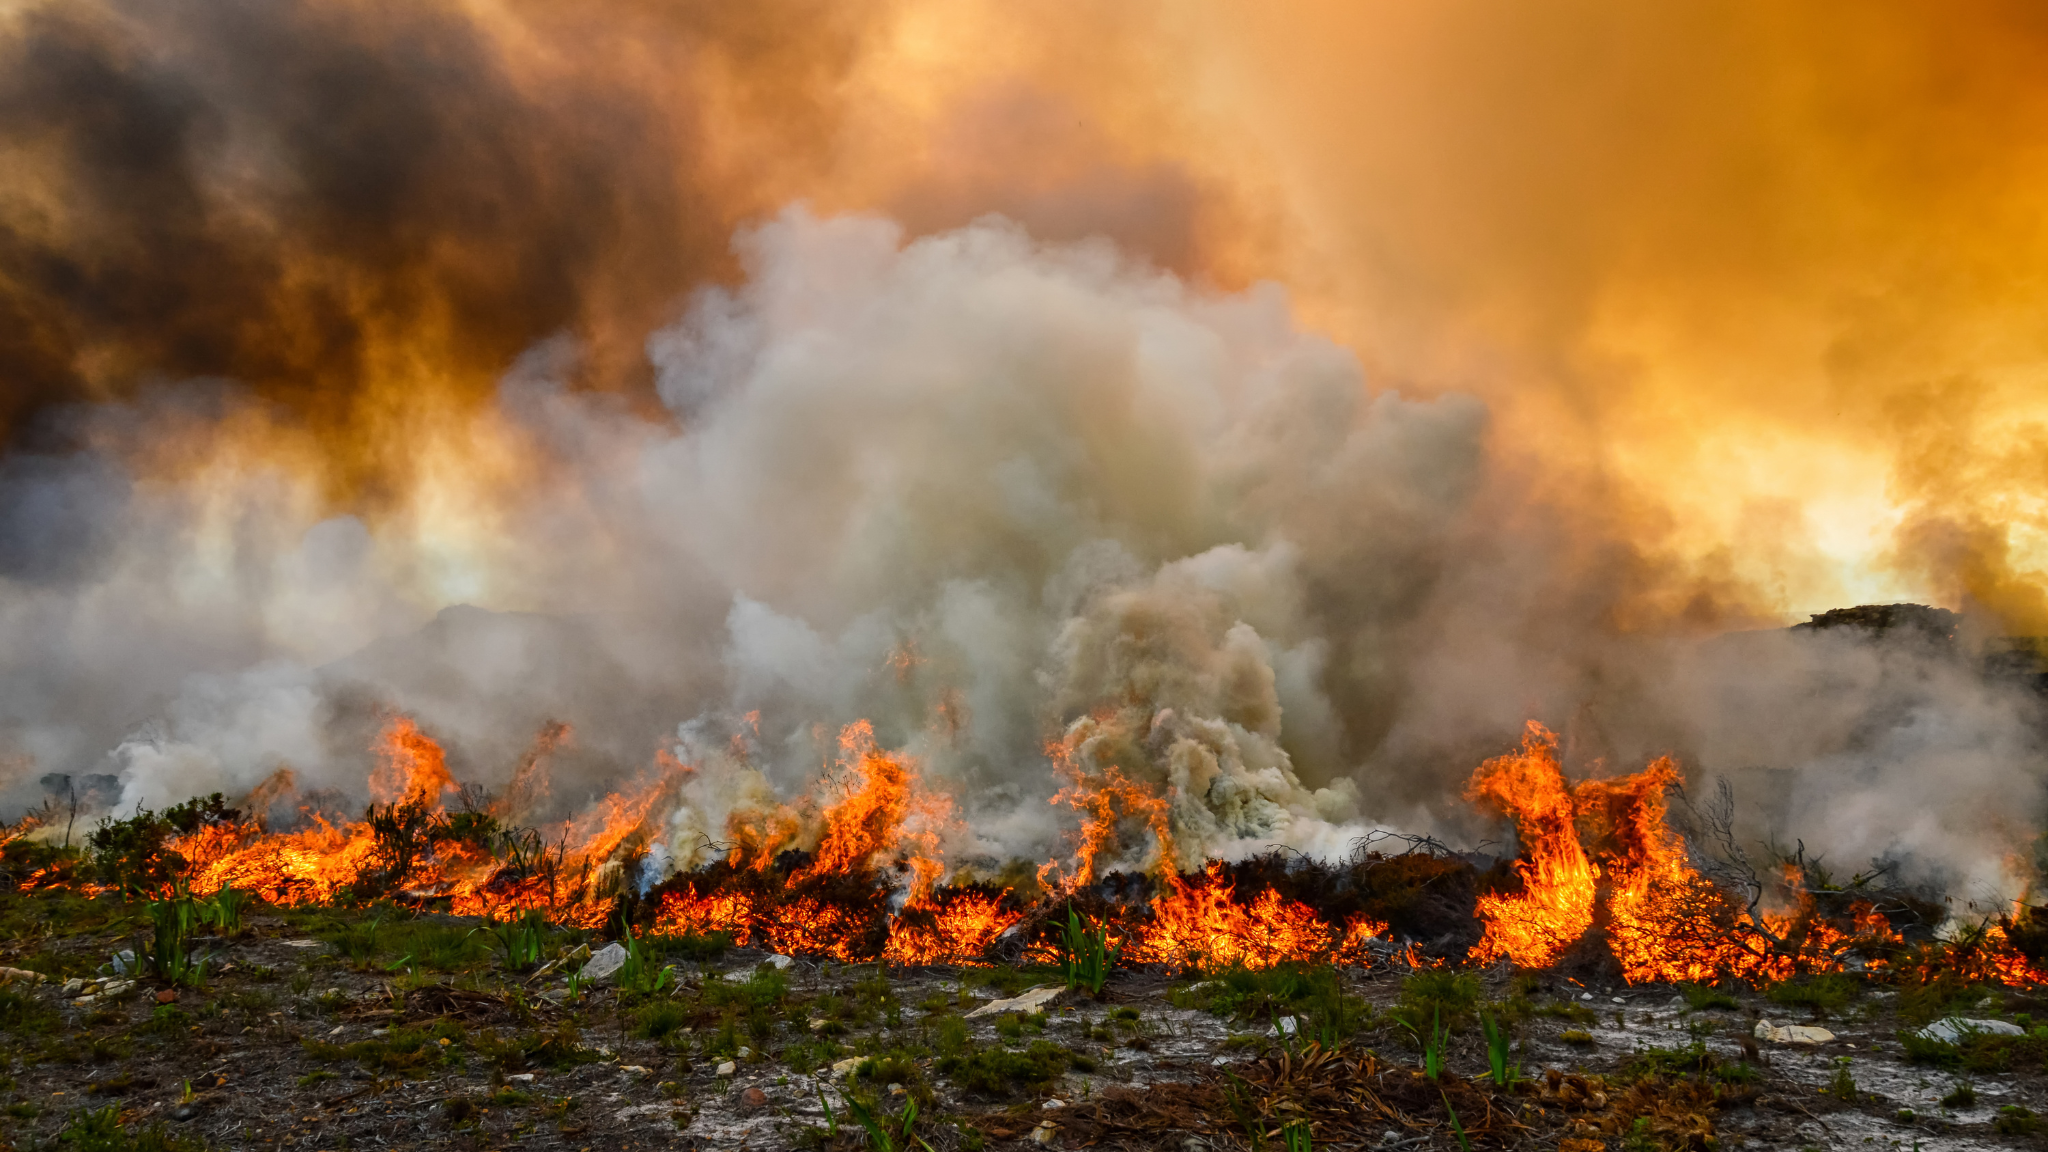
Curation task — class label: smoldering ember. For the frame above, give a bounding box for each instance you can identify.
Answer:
[7,5,2048,1152]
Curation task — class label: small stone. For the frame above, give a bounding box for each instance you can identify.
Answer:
[1030,1120,1060,1145]
[281,939,319,948]
[808,1017,829,1031]
[1754,1018,1835,1045]
[766,954,794,970]
[830,1056,864,1079]
[965,985,1064,1019]
[508,1073,537,1083]
[109,950,137,976]
[327,1025,344,1036]
[170,1104,201,1122]
[59,978,83,996]
[715,1061,737,1077]
[889,1084,906,1095]
[101,980,136,999]
[1917,1018,2025,1045]
[736,1047,753,1059]
[1275,1016,1298,1036]
[1580,992,1593,1001]
[741,1086,768,1108]
[370,1028,388,1037]
[322,987,342,999]
[1044,1098,1067,1109]
[0,967,43,985]
[154,989,179,1005]
[1611,997,1626,1004]
[620,1065,651,1074]
[579,942,630,984]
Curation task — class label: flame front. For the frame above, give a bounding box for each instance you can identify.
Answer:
[41,708,2041,986]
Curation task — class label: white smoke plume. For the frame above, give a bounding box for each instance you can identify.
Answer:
[0,208,2040,896]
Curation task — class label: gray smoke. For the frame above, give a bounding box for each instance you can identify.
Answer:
[0,208,2041,898]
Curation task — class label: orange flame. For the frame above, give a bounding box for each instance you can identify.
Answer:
[1465,722,1596,968]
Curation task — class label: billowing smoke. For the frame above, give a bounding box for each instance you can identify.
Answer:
[2,0,2046,902]
[2,208,2040,901]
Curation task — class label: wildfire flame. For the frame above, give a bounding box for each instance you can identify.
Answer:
[25,707,2038,986]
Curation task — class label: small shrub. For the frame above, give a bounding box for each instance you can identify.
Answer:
[302,1022,465,1074]
[45,1103,208,1151]
[1533,1000,1597,1023]
[1679,983,1739,1012]
[1995,1105,2041,1136]
[633,1000,690,1042]
[1941,1081,1976,1108]
[703,968,787,1013]
[937,1041,1073,1098]
[1560,1029,1595,1046]
[1826,1058,1857,1102]
[1764,974,1858,1020]
[0,988,58,1036]
[1392,970,1482,1033]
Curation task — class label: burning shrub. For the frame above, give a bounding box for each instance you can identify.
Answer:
[88,794,240,896]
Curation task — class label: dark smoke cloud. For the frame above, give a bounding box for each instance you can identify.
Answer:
[0,0,883,478]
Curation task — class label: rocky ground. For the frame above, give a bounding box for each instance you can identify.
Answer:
[0,892,2043,1151]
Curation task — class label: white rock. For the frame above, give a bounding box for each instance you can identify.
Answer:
[767,954,794,970]
[580,942,630,984]
[59,979,83,996]
[715,1061,737,1076]
[1611,997,1626,1005]
[965,985,1064,1019]
[1274,1016,1298,1036]
[327,1025,344,1036]
[508,1073,536,1083]
[831,1056,865,1079]
[1917,1018,2026,1045]
[281,939,319,948]
[1030,1121,1060,1144]
[0,967,44,985]
[1754,1018,1834,1045]
[1580,992,1593,1001]
[620,1065,652,1074]
[723,970,754,983]
[1044,1098,1066,1109]
[736,1047,753,1059]
[101,981,136,1000]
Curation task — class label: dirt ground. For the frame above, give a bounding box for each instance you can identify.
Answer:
[0,898,2042,1152]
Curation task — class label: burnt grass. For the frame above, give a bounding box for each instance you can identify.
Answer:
[0,888,2045,1151]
